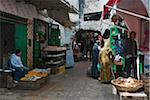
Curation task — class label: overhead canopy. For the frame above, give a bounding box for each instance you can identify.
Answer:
[115,0,149,31]
[117,0,148,17]
[47,9,75,27]
[19,0,78,26]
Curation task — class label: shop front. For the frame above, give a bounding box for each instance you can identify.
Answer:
[0,11,28,88]
[0,11,27,69]
[101,0,150,97]
[33,18,49,67]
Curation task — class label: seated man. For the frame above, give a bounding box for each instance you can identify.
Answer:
[10,49,29,81]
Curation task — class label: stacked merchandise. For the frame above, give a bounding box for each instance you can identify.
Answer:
[44,46,66,74]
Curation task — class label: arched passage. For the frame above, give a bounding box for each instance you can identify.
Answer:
[72,29,101,61]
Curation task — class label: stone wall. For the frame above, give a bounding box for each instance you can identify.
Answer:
[27,19,33,67]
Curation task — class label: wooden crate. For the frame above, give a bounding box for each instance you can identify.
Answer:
[51,65,65,74]
[51,67,59,74]
[18,75,50,90]
[58,65,65,73]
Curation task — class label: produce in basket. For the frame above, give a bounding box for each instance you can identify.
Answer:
[111,77,143,92]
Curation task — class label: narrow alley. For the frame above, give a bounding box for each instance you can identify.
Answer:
[0,61,118,100]
[0,0,149,100]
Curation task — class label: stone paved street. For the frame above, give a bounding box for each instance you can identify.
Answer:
[0,61,147,100]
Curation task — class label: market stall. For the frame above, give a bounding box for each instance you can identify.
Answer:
[111,77,148,100]
[18,68,51,89]
[43,46,66,74]
[99,0,150,98]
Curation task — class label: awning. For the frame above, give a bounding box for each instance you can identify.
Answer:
[117,0,148,17]
[103,0,150,31]
[20,0,78,26]
[116,0,149,32]
[47,9,75,27]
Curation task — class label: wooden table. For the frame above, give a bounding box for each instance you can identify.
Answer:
[119,91,147,100]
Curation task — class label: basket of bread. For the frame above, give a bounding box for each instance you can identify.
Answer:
[111,77,143,92]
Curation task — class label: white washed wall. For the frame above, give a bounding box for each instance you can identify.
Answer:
[80,0,108,31]
[84,0,107,13]
[59,25,65,46]
[64,27,73,44]
[80,20,101,31]
[65,0,79,10]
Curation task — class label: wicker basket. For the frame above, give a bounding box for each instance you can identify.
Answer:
[111,79,143,92]
[18,75,50,90]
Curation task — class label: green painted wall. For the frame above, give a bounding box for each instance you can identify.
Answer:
[15,23,27,64]
[0,19,27,64]
[48,24,60,46]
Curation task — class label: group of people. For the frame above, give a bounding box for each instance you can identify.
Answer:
[72,33,97,61]
[90,29,138,83]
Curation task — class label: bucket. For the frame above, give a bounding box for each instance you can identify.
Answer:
[0,69,4,88]
[1,70,13,88]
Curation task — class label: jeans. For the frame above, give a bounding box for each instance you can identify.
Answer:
[11,66,28,81]
[91,45,99,78]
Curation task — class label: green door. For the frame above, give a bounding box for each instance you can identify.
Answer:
[33,39,40,66]
[0,22,15,68]
[48,24,60,46]
[15,23,27,64]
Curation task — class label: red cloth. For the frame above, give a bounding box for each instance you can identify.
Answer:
[102,0,120,17]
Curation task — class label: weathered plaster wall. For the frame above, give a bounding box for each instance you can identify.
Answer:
[80,0,108,31]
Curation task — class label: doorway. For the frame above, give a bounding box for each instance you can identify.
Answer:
[0,22,15,69]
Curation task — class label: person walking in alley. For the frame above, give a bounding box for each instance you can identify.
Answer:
[99,29,114,83]
[10,49,29,81]
[91,34,103,80]
[81,37,89,61]
[123,31,138,79]
[89,34,95,60]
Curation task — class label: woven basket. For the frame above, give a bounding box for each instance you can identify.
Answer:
[111,79,143,92]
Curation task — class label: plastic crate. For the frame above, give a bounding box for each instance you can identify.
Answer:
[51,65,65,74]
[58,65,65,73]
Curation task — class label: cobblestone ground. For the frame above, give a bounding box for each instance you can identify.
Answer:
[0,61,147,100]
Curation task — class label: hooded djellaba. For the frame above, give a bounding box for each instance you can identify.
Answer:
[98,29,115,83]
